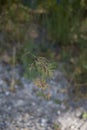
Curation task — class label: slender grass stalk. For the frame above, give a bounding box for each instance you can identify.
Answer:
[10,47,16,92]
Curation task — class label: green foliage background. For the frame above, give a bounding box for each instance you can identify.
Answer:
[0,0,87,89]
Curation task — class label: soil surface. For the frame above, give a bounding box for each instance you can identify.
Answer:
[0,62,87,130]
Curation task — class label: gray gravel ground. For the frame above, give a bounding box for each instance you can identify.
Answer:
[0,62,87,130]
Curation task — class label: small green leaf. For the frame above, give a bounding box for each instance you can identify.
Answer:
[82,112,87,119]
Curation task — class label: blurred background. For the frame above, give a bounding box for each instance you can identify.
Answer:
[0,0,87,94]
